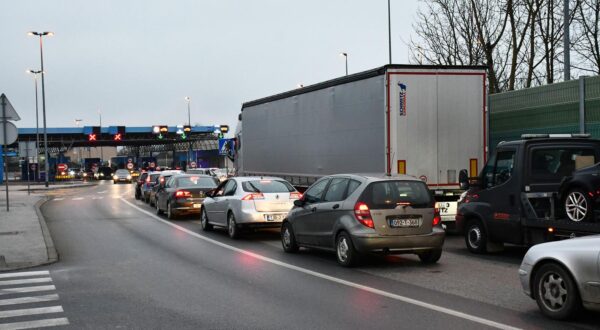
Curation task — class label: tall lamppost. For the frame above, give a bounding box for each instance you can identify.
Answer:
[388,0,392,64]
[340,52,348,76]
[28,31,53,187]
[26,69,42,181]
[185,96,192,165]
[98,110,103,163]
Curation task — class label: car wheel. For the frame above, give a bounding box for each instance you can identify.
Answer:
[135,191,140,200]
[465,219,487,254]
[564,188,593,222]
[281,222,299,253]
[155,198,163,215]
[418,249,442,264]
[336,232,358,267]
[201,208,213,231]
[227,212,239,239]
[167,201,176,220]
[533,263,582,320]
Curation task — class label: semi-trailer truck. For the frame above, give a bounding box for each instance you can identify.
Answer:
[234,64,487,229]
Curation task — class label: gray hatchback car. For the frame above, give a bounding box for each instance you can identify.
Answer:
[281,174,445,266]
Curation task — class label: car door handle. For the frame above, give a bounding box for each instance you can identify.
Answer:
[332,204,340,209]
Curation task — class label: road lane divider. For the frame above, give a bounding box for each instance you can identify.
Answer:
[120,197,521,330]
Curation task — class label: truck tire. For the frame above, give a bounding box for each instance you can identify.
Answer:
[564,188,593,222]
[465,219,487,254]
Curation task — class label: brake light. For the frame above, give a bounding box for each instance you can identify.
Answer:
[354,202,374,229]
[289,192,302,200]
[433,207,441,226]
[175,190,192,198]
[241,193,264,201]
[146,176,151,183]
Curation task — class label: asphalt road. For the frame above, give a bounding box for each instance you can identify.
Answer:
[2,181,598,329]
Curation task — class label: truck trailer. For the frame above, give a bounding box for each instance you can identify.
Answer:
[235,64,487,228]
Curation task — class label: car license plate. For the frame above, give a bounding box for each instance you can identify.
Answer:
[193,203,201,208]
[388,217,422,228]
[264,214,285,221]
[435,201,457,221]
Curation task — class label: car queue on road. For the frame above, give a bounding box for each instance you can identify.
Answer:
[123,160,599,322]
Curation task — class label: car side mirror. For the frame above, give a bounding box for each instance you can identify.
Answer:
[293,199,305,207]
[459,169,470,190]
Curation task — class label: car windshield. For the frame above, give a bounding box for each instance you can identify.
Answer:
[176,176,217,188]
[116,170,129,175]
[361,180,433,209]
[242,180,295,193]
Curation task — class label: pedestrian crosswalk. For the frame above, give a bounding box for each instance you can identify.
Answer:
[0,270,69,329]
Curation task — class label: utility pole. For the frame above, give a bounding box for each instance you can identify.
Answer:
[564,0,570,81]
[388,0,392,64]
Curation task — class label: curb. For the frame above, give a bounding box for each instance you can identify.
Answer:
[34,197,59,265]
[20,182,97,192]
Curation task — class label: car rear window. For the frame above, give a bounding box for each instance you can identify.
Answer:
[242,180,295,193]
[360,180,433,209]
[176,176,217,188]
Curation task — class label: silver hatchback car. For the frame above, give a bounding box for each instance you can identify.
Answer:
[200,177,302,238]
[281,174,445,267]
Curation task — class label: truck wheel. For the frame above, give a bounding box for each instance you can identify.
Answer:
[465,220,487,254]
[564,188,592,222]
[533,263,581,320]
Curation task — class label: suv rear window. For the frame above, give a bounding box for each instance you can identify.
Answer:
[242,180,295,193]
[360,180,433,209]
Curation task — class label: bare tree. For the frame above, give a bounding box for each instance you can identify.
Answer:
[572,0,600,74]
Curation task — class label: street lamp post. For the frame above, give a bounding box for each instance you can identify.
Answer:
[27,69,42,181]
[28,31,53,187]
[340,52,348,76]
[185,97,192,166]
[98,111,103,163]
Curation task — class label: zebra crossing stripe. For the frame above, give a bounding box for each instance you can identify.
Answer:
[0,317,69,330]
[0,286,56,296]
[0,279,52,287]
[0,272,49,279]
[0,294,59,306]
[0,306,63,319]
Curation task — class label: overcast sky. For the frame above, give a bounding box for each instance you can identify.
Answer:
[1,1,421,132]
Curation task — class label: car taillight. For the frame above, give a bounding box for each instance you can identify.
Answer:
[146,177,151,183]
[433,207,441,226]
[175,190,192,198]
[289,192,302,200]
[241,193,265,201]
[354,202,374,229]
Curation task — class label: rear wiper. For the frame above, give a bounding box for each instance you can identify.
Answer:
[248,182,262,193]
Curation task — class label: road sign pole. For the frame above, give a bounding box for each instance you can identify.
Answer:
[26,141,31,195]
[2,96,9,211]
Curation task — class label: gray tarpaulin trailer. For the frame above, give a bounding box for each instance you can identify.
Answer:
[235,64,487,228]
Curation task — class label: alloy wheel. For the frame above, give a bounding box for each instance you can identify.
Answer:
[539,272,568,311]
[337,237,349,263]
[565,191,588,222]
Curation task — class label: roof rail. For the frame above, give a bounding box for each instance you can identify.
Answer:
[521,133,591,139]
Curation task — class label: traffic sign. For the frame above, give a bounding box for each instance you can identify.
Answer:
[190,161,197,168]
[127,163,134,170]
[149,162,156,168]
[0,121,18,145]
[57,163,68,172]
[218,139,229,155]
[0,94,21,121]
[30,163,37,171]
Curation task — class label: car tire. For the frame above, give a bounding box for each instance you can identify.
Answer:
[135,189,140,200]
[227,212,239,239]
[533,263,582,320]
[465,219,487,254]
[564,188,593,222]
[281,222,299,253]
[418,249,442,264]
[155,198,163,215]
[336,232,359,267]
[201,208,213,231]
[167,201,176,220]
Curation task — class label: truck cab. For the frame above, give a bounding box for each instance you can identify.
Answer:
[456,135,600,253]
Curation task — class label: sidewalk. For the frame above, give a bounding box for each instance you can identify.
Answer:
[0,183,95,271]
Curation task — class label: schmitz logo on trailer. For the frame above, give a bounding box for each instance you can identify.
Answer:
[398,83,407,116]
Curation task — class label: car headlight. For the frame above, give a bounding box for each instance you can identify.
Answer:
[113,175,118,180]
[83,173,87,177]
[100,173,104,177]
[127,175,132,180]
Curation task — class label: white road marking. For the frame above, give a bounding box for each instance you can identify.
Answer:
[52,198,64,201]
[0,286,56,296]
[72,197,84,201]
[0,306,63,319]
[92,196,104,200]
[0,279,52,287]
[98,190,107,194]
[0,294,59,306]
[120,198,521,330]
[0,271,49,279]
[0,317,69,330]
